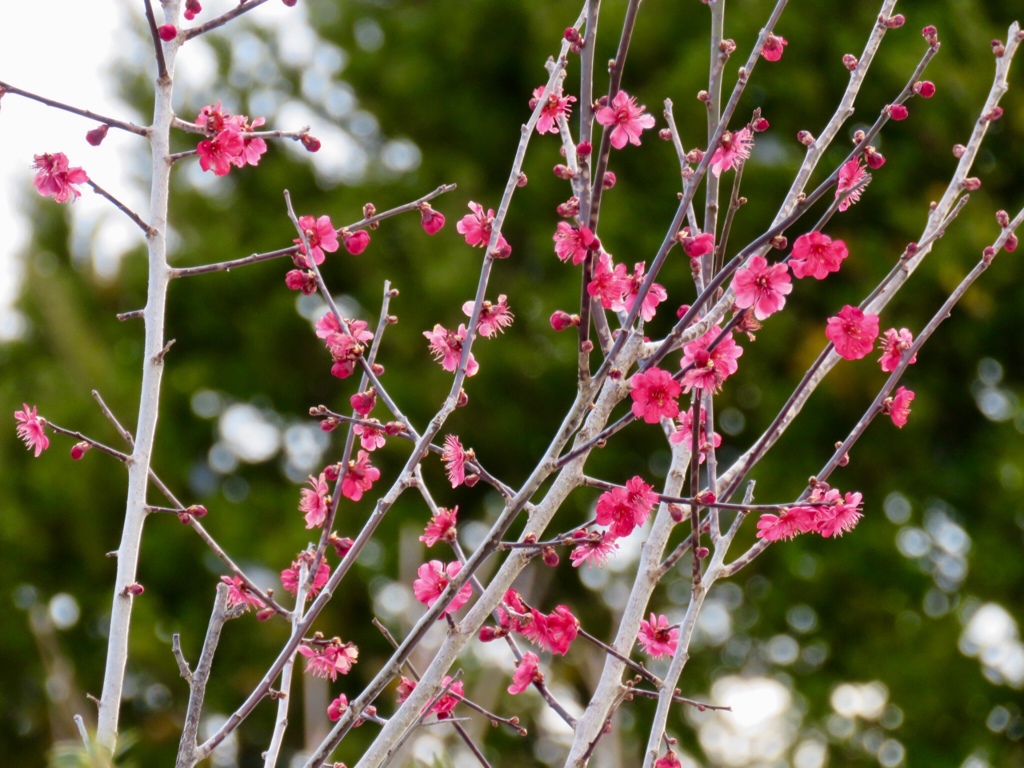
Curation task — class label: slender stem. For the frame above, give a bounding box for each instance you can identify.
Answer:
[0,81,149,136]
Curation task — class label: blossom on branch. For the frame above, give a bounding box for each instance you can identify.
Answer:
[760,33,788,61]
[508,652,541,694]
[613,261,667,322]
[456,201,511,254]
[14,404,49,457]
[754,507,818,542]
[587,252,632,309]
[341,450,380,501]
[878,328,917,372]
[681,327,743,393]
[297,640,359,681]
[637,613,679,658]
[424,323,479,376]
[595,476,658,539]
[595,90,656,149]
[669,405,721,463]
[299,472,331,528]
[789,232,848,280]
[219,575,264,612]
[397,675,464,718]
[835,159,871,211]
[709,128,754,177]
[442,435,470,488]
[826,305,880,360]
[731,255,792,319]
[32,153,88,204]
[569,529,619,569]
[521,605,579,655]
[463,294,514,337]
[413,560,474,616]
[629,367,682,424]
[280,552,330,599]
[531,85,576,135]
[885,386,915,428]
[420,506,458,547]
[553,222,600,265]
[293,214,339,267]
[815,488,863,537]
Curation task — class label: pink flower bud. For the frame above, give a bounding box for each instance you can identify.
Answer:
[884,14,905,29]
[479,626,501,642]
[752,117,770,132]
[187,504,208,519]
[350,387,377,416]
[256,608,275,621]
[556,196,580,218]
[282,0,298,6]
[996,210,1010,228]
[330,534,354,558]
[864,147,886,169]
[922,26,939,45]
[576,141,592,157]
[553,164,574,180]
[992,39,1005,57]
[601,171,617,190]
[842,53,858,70]
[685,148,704,164]
[952,144,966,158]
[516,172,528,187]
[70,441,91,460]
[985,106,1004,122]
[542,547,560,567]
[125,583,145,596]
[658,128,673,141]
[963,177,982,191]
[384,421,405,436]
[342,230,370,255]
[86,125,109,146]
[797,130,815,146]
[491,242,512,259]
[719,38,737,55]
[770,235,788,250]
[420,205,445,235]
[695,546,710,559]
[669,504,685,522]
[184,0,203,20]
[887,104,909,121]
[456,388,470,408]
[158,24,178,42]
[914,80,936,98]
[1004,234,1019,252]
[695,490,716,505]
[284,269,318,295]
[549,310,579,331]
[324,463,341,482]
[300,133,321,152]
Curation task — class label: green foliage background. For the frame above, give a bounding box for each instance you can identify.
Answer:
[2,1,1023,766]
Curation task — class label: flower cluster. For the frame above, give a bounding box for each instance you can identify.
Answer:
[480,590,580,656]
[595,476,658,539]
[755,482,863,542]
[316,313,374,380]
[195,101,267,176]
[280,551,331,599]
[397,675,464,719]
[669,405,722,464]
[298,638,359,681]
[681,326,743,392]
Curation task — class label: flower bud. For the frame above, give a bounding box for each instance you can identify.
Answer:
[282,0,298,6]
[71,441,91,460]
[342,230,370,255]
[695,546,710,559]
[491,241,512,259]
[184,0,203,20]
[556,196,580,218]
[719,39,736,54]
[256,608,276,621]
[1004,234,1019,253]
[952,143,966,158]
[576,140,592,157]
[963,177,982,191]
[187,504,208,519]
[752,117,769,132]
[542,547,560,567]
[914,80,936,98]
[985,106,1004,122]
[883,13,905,28]
[887,104,909,121]
[864,146,886,169]
[553,164,574,180]
[86,125,109,146]
[992,39,1005,57]
[549,310,579,331]
[601,171,617,190]
[384,421,405,436]
[158,24,178,42]
[124,583,145,596]
[842,53,858,70]
[685,148,704,164]
[996,210,1010,228]
[457,388,470,408]
[797,130,815,146]
[669,504,685,522]
[769,235,788,250]
[517,172,528,187]
[658,128,673,141]
[300,133,321,152]
[420,205,446,235]
[330,534,354,558]
[922,26,939,46]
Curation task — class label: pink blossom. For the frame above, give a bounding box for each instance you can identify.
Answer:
[196,101,231,132]
[413,560,474,616]
[456,201,510,254]
[293,215,339,267]
[350,387,377,416]
[709,128,754,177]
[424,324,479,376]
[284,269,317,294]
[731,255,792,319]
[587,252,631,309]
[637,613,679,658]
[280,552,331,599]
[397,676,464,718]
[569,529,619,569]
[816,489,864,537]
[681,326,743,392]
[761,33,788,61]
[681,232,716,258]
[532,85,576,135]
[878,328,917,372]
[553,222,599,265]
[231,115,267,168]
[496,589,529,635]
[316,314,373,379]
[14,404,49,457]
[442,435,469,488]
[353,420,386,451]
[755,506,819,542]
[508,652,541,694]
[342,229,370,255]
[595,90,656,149]
[613,261,667,322]
[886,386,915,428]
[655,752,683,768]
[888,104,909,121]
[826,305,880,360]
[32,153,88,203]
[420,506,458,547]
[184,0,203,21]
[595,476,658,539]
[328,693,349,722]
[462,294,514,337]
[669,405,721,464]
[299,472,331,528]
[789,232,848,280]
[197,128,244,176]
[835,159,871,212]
[341,450,380,501]
[220,575,264,611]
[420,205,446,235]
[297,640,359,680]
[522,605,579,655]
[629,367,682,424]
